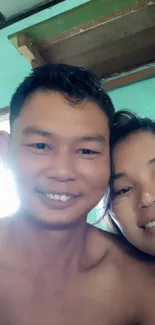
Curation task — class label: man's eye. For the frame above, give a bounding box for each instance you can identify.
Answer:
[78,149,99,155]
[28,143,50,150]
[113,186,132,197]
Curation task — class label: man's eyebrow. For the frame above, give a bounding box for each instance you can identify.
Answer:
[22,127,55,138]
[22,128,105,142]
[112,172,125,180]
[78,135,105,142]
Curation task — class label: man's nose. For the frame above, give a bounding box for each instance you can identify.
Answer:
[45,152,76,182]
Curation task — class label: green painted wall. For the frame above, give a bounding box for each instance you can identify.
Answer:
[0,0,145,109]
[0,0,90,109]
[109,77,155,118]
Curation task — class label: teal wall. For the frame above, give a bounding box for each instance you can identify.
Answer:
[109,77,155,118]
[0,0,90,109]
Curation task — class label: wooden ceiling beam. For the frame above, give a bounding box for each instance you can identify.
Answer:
[7,1,155,91]
[17,33,46,68]
[104,65,155,91]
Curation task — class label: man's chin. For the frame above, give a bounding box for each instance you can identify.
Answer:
[22,208,85,230]
[21,193,92,230]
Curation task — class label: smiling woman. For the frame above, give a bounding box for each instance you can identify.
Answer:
[110,110,155,256]
[0,119,19,217]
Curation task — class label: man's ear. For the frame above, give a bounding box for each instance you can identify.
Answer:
[0,131,10,167]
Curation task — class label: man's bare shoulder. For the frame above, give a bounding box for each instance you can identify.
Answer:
[85,224,155,273]
[86,225,155,304]
[84,226,149,324]
[0,216,17,263]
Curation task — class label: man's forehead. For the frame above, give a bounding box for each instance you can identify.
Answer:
[15,94,108,124]
[12,91,109,143]
[19,91,107,118]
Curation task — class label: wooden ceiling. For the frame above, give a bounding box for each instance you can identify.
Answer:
[8,0,155,80]
[0,0,153,115]
[38,2,155,77]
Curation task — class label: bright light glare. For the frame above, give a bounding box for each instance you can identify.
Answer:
[0,119,19,217]
[0,119,10,132]
[0,162,20,218]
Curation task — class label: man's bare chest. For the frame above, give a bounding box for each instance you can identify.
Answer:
[0,293,137,325]
[0,269,140,325]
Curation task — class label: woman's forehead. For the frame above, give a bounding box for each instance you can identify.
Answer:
[112,131,155,172]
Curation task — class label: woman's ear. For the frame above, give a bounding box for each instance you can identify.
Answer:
[0,131,10,166]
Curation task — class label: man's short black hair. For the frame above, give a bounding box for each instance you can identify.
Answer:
[10,62,115,129]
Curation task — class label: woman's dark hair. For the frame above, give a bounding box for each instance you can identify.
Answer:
[111,110,155,149]
[10,62,115,130]
[106,110,155,234]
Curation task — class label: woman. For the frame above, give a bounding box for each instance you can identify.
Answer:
[109,110,155,256]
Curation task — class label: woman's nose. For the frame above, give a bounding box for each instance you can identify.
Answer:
[138,190,155,209]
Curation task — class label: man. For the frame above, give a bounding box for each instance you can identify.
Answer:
[0,63,154,325]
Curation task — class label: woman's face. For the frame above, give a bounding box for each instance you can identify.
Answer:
[111,131,155,255]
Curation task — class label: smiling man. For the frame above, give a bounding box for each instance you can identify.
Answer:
[0,63,154,325]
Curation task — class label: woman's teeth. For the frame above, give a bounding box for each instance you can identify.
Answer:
[45,193,72,202]
[145,221,155,229]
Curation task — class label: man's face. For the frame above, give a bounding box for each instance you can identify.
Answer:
[10,91,110,226]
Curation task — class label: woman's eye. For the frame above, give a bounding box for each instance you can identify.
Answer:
[113,186,132,197]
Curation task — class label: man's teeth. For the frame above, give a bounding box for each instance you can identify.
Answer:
[45,193,72,202]
[145,221,155,229]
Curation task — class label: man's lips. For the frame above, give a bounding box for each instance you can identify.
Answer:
[35,188,81,204]
[36,190,81,210]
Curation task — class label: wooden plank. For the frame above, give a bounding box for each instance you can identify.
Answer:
[40,3,155,77]
[17,33,45,68]
[39,0,155,49]
[6,0,155,97]
[8,1,155,78]
[18,34,35,63]
[9,0,144,44]
[104,65,155,90]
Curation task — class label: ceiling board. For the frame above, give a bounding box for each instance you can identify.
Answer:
[7,0,155,82]
[39,2,155,77]
[9,0,146,43]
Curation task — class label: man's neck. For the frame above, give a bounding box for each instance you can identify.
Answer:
[10,214,88,279]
